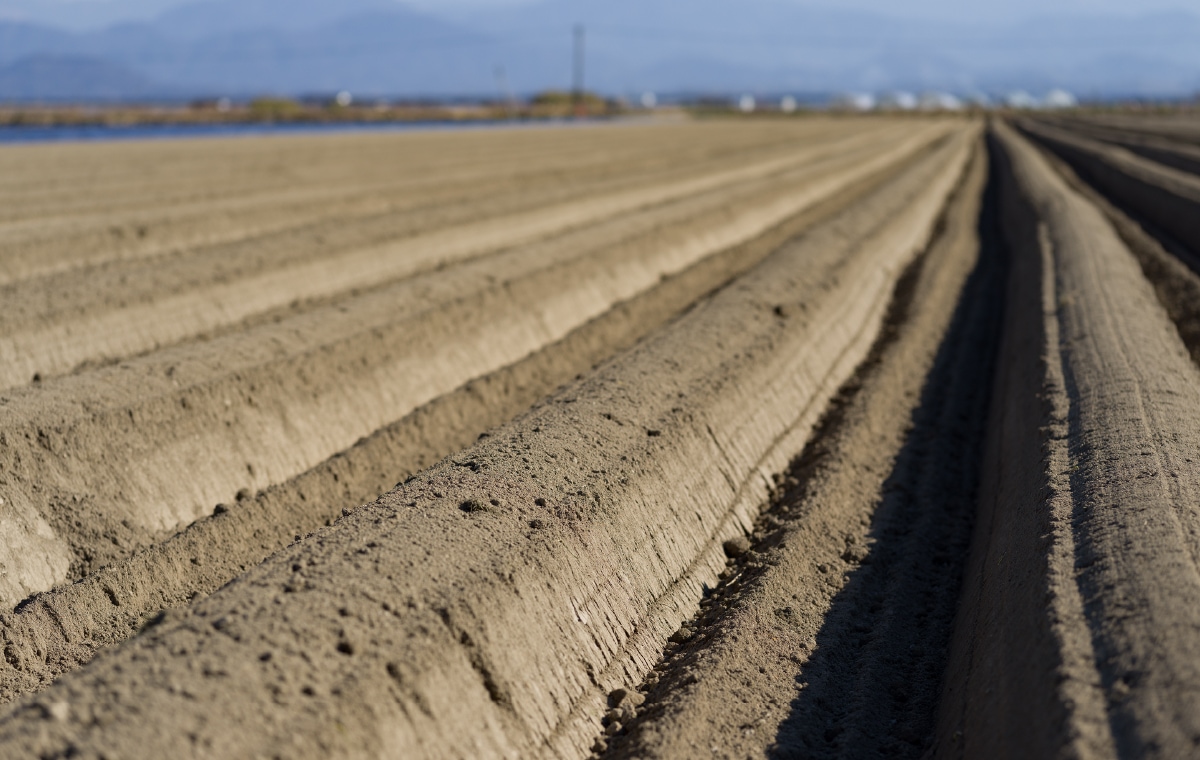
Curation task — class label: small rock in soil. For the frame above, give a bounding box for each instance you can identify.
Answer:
[460,498,487,513]
[609,687,646,709]
[42,701,69,722]
[723,536,751,558]
[842,544,870,563]
[669,627,694,643]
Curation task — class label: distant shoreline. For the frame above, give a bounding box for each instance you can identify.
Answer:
[0,117,621,145]
[0,95,635,144]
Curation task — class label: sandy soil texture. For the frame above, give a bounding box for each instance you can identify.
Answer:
[1019,118,1200,266]
[5,113,1200,759]
[934,122,1200,759]
[0,123,973,757]
[0,119,953,608]
[1038,115,1200,176]
[0,125,938,706]
[1057,113,1200,148]
[602,131,998,760]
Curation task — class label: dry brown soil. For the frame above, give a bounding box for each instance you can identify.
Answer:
[2,114,1200,759]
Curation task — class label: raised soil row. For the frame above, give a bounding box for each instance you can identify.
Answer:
[5,116,1200,758]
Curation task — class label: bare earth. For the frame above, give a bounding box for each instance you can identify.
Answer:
[1,113,1199,758]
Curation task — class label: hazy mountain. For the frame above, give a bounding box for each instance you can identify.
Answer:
[0,0,1197,101]
[148,0,400,38]
[0,0,181,31]
[0,54,165,99]
[0,20,75,62]
[0,3,497,97]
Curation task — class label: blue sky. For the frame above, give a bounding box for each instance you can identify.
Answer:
[3,0,1199,96]
[5,0,1200,30]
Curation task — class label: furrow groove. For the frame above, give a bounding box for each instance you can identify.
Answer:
[0,122,952,607]
[0,124,972,759]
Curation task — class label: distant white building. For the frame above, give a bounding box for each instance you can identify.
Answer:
[1005,90,1037,109]
[739,94,757,113]
[878,91,918,111]
[831,93,876,112]
[1043,89,1078,109]
[919,92,963,111]
[964,92,992,109]
[780,95,798,113]
[640,92,657,109]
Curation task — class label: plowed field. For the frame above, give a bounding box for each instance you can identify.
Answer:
[1,115,1199,759]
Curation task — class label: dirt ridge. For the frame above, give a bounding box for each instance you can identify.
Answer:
[0,124,913,390]
[0,124,951,608]
[1032,140,1200,370]
[1019,119,1200,269]
[0,126,972,759]
[601,133,996,760]
[0,126,937,707]
[934,121,1200,759]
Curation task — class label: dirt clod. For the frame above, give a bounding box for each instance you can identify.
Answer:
[722,536,751,558]
[459,499,486,514]
[668,627,695,644]
[841,544,870,564]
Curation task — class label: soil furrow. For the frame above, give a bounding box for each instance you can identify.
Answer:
[0,123,787,218]
[933,122,1200,759]
[1037,117,1200,177]
[0,124,921,390]
[1018,119,1200,270]
[1030,141,1200,370]
[0,122,931,707]
[0,122,871,287]
[0,126,891,335]
[0,121,843,216]
[0,125,973,760]
[0,122,868,283]
[0,126,948,605]
[1055,113,1200,147]
[598,132,996,760]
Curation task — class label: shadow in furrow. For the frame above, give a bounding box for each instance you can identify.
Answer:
[1022,125,1200,370]
[1018,120,1200,276]
[0,143,917,708]
[1041,118,1200,178]
[768,139,1007,760]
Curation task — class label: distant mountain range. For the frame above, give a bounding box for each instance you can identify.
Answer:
[0,0,1197,101]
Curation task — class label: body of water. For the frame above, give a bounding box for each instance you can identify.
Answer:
[0,118,591,145]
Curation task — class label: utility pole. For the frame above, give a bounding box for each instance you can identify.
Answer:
[572,24,585,118]
[494,65,517,119]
